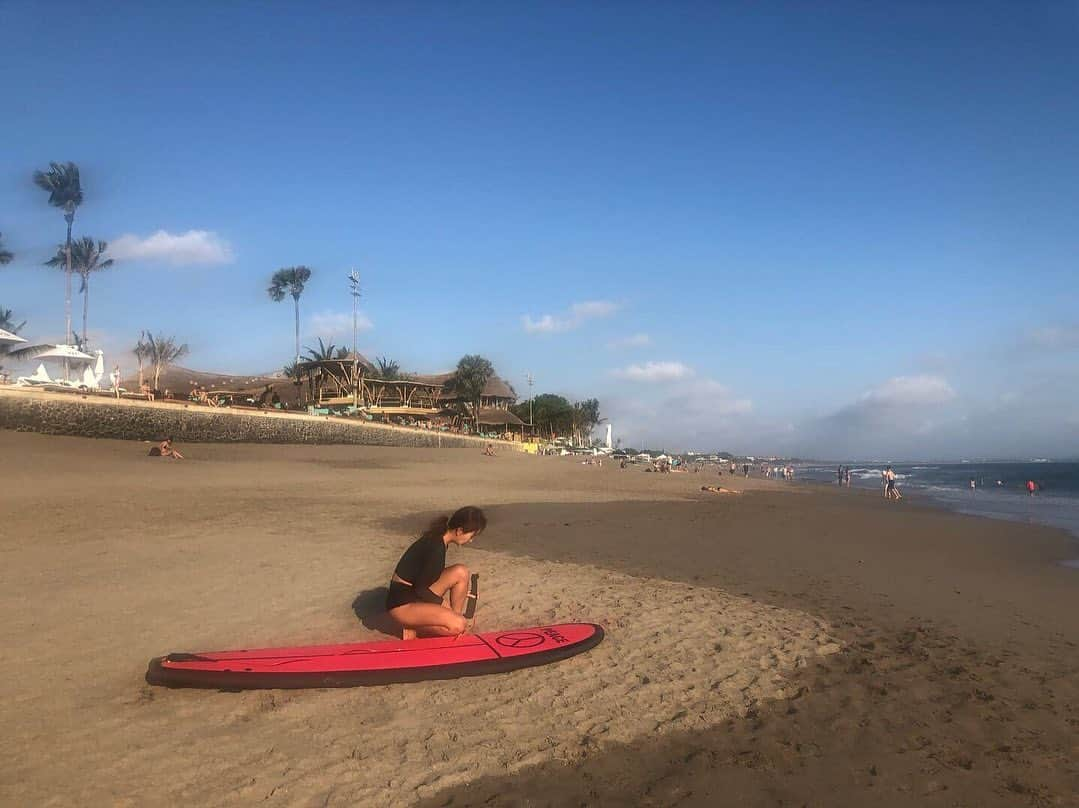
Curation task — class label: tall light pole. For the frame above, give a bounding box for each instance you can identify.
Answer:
[526,371,534,437]
[348,269,361,411]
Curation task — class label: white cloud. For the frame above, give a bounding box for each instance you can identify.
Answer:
[522,314,563,333]
[782,374,960,458]
[310,310,374,338]
[859,375,956,407]
[602,375,754,451]
[110,229,234,265]
[677,378,753,416]
[522,299,620,333]
[570,300,618,319]
[608,332,651,349]
[612,361,695,382]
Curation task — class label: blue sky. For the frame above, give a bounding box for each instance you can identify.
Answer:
[2,2,1078,458]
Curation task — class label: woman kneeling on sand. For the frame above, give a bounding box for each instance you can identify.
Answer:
[386,506,486,640]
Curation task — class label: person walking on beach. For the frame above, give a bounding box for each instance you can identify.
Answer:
[970,478,976,494]
[1027,479,1037,496]
[385,506,486,640]
[881,469,888,497]
[110,365,121,398]
[743,463,749,478]
[885,466,902,500]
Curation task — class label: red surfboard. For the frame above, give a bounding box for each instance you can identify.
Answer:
[146,623,604,689]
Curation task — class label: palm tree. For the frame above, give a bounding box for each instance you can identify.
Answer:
[0,233,13,265]
[45,237,113,349]
[572,398,604,446]
[0,308,25,333]
[267,266,312,364]
[302,337,339,362]
[0,307,27,374]
[375,356,400,380]
[455,354,494,432]
[133,332,150,387]
[140,331,189,391]
[33,162,83,344]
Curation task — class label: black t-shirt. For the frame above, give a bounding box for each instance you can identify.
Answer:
[393,535,446,604]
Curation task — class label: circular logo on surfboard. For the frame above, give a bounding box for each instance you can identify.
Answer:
[495,631,545,649]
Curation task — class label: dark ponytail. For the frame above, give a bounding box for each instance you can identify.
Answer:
[421,506,487,540]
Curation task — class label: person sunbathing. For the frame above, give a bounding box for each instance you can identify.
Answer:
[385,506,485,640]
[701,485,740,495]
[148,437,184,459]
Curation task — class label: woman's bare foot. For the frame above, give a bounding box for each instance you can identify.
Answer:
[401,628,417,641]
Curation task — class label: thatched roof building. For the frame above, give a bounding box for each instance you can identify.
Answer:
[142,360,521,428]
[412,372,517,410]
[121,365,301,408]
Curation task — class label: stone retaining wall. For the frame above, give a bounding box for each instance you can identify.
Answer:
[0,389,517,449]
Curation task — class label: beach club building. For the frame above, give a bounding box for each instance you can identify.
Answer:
[294,359,524,435]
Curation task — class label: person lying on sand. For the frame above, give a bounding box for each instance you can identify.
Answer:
[386,506,486,640]
[148,437,184,459]
[701,485,740,495]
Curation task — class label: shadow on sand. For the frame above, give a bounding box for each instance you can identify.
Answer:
[351,587,400,637]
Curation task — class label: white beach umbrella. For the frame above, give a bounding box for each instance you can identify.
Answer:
[0,328,27,346]
[26,344,95,363]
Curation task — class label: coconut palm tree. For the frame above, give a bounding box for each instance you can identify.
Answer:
[133,332,150,387]
[572,398,604,446]
[375,356,400,380]
[455,354,494,432]
[0,233,13,265]
[0,308,26,333]
[303,337,339,362]
[140,331,189,391]
[33,162,83,344]
[0,307,27,375]
[45,237,113,349]
[267,266,312,364]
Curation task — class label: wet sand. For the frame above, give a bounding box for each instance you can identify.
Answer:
[2,431,1077,806]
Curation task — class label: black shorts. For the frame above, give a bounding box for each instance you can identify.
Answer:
[386,580,417,610]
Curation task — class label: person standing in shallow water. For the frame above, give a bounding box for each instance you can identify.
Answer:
[385,506,486,640]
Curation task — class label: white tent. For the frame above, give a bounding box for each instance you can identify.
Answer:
[80,351,105,388]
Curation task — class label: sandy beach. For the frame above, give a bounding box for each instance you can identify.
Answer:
[2,431,1077,807]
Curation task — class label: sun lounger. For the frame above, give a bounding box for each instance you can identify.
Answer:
[16,364,54,387]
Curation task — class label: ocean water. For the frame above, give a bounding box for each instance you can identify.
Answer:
[796,461,1079,544]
